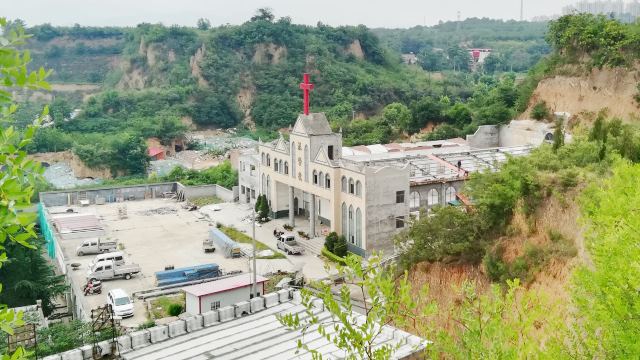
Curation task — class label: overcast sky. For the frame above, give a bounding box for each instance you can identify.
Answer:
[0,0,576,28]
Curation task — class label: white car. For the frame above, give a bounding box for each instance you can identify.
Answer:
[107,289,134,318]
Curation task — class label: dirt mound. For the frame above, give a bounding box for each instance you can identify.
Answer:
[522,65,640,122]
[344,40,365,60]
[29,150,112,179]
[190,44,209,87]
[252,43,287,65]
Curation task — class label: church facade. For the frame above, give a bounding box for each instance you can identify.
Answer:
[237,74,534,256]
[239,112,409,256]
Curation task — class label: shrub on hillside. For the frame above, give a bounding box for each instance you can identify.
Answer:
[531,101,550,120]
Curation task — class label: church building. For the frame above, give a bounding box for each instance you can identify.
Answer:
[238,74,534,257]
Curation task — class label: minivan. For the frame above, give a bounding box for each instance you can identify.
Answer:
[90,251,124,268]
[107,288,134,318]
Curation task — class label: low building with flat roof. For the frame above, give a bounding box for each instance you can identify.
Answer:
[183,273,268,315]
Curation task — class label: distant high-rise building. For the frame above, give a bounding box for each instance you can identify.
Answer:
[562,0,640,22]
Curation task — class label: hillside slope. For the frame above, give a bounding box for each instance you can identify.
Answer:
[521,65,640,122]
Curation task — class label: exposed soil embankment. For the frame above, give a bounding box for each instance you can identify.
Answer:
[522,65,640,122]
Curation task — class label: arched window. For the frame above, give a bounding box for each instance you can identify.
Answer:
[274,158,279,172]
[261,174,266,194]
[445,187,456,203]
[348,205,355,244]
[291,143,296,178]
[304,145,309,182]
[341,176,347,192]
[266,154,270,167]
[409,191,420,210]
[279,160,283,174]
[355,208,362,247]
[341,203,347,238]
[261,153,265,165]
[325,174,331,189]
[349,178,355,194]
[284,161,289,175]
[319,172,324,188]
[313,170,318,185]
[355,181,362,197]
[427,189,439,206]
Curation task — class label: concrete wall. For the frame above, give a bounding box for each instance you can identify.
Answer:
[363,165,410,257]
[39,183,177,207]
[410,179,465,210]
[40,182,236,208]
[467,125,500,149]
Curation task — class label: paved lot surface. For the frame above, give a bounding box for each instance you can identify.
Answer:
[53,199,333,328]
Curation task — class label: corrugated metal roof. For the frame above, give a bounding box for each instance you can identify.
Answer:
[182,273,268,297]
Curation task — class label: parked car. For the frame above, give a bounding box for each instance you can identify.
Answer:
[107,288,134,318]
[276,233,305,255]
[76,238,117,256]
[86,260,141,281]
[89,251,125,268]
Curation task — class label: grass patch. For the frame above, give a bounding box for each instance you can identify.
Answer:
[149,294,185,319]
[190,196,223,207]
[218,225,286,259]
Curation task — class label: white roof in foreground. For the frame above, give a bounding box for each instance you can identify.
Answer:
[123,294,426,360]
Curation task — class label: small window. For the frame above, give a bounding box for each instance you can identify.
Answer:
[211,301,221,310]
[326,175,331,189]
[349,178,354,194]
[284,162,289,175]
[313,170,318,185]
[241,186,245,194]
[328,145,334,160]
[115,256,122,262]
[396,191,405,204]
[251,189,256,199]
[105,265,112,270]
[396,217,405,229]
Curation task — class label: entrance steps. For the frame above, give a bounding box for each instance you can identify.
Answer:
[298,236,324,256]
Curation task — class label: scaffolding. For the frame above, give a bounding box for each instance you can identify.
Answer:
[38,202,56,259]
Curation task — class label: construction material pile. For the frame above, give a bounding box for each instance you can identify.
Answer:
[137,207,177,216]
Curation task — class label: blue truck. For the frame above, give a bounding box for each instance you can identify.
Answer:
[155,263,220,287]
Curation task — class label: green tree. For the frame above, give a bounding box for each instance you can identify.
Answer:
[278,254,432,359]
[531,101,550,121]
[324,232,338,253]
[250,8,275,22]
[196,18,211,30]
[381,102,411,131]
[571,160,640,358]
[444,102,472,126]
[0,17,51,359]
[0,239,67,316]
[396,206,481,269]
[552,119,564,151]
[109,135,150,176]
[332,235,348,257]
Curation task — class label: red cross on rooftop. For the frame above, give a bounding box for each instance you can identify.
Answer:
[299,73,314,115]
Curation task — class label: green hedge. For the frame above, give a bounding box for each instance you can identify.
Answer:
[321,246,347,265]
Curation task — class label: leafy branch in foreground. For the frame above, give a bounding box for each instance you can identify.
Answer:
[277,254,433,360]
[1,17,51,359]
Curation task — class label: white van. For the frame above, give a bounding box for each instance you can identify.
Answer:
[90,251,125,268]
[107,288,134,318]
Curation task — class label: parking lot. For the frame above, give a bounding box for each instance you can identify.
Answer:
[52,198,333,328]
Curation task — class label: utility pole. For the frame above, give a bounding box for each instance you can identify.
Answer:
[251,210,257,298]
[520,0,524,21]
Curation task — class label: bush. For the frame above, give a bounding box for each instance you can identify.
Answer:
[325,232,339,253]
[333,236,348,257]
[531,101,550,120]
[168,303,183,316]
[483,251,509,282]
[321,246,347,265]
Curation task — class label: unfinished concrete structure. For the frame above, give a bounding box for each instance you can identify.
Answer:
[238,112,533,257]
